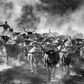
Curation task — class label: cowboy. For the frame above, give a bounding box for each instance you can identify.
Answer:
[0,21,11,35]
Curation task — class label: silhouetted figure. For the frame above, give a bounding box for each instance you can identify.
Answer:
[0,21,11,35]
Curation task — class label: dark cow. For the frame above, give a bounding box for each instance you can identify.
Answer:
[1,34,26,64]
[62,52,74,74]
[40,45,60,81]
[62,41,84,75]
[4,42,25,64]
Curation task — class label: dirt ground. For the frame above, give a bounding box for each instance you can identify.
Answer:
[0,61,84,84]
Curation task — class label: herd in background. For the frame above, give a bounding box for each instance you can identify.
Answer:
[0,21,84,81]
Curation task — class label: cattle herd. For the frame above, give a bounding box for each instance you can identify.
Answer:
[0,28,84,82]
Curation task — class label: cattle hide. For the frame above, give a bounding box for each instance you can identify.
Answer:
[5,44,23,59]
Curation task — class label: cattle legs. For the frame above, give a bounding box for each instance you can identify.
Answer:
[52,65,56,77]
[6,55,9,64]
[47,65,56,82]
[47,66,51,81]
[63,64,70,75]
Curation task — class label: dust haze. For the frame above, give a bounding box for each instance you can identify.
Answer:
[0,0,84,37]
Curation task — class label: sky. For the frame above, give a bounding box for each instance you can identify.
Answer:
[0,0,84,37]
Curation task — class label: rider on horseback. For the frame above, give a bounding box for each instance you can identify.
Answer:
[0,21,11,36]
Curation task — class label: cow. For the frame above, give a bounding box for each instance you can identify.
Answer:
[23,27,37,35]
[1,36,27,65]
[40,45,60,81]
[61,41,84,75]
[27,42,44,73]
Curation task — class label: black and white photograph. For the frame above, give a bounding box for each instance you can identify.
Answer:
[0,0,84,84]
